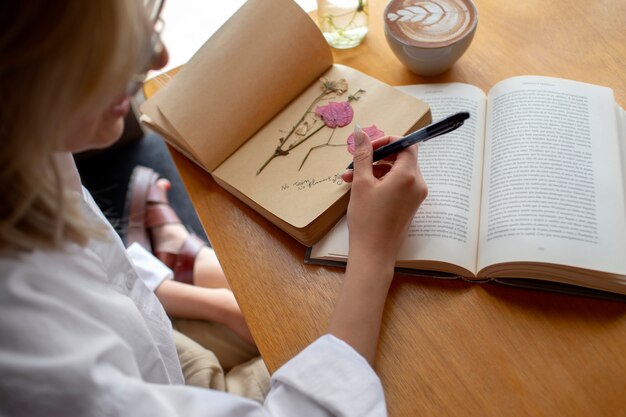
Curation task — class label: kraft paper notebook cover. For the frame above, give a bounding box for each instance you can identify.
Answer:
[308,77,626,299]
[140,0,431,246]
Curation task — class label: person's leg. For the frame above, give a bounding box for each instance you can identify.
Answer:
[155,280,255,346]
[172,319,260,372]
[172,328,269,403]
[149,180,230,290]
[143,175,270,399]
[76,133,208,244]
[137,177,254,345]
[225,357,270,403]
[127,166,260,351]
[172,329,225,390]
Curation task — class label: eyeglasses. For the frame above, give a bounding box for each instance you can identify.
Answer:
[145,0,165,23]
[126,0,166,95]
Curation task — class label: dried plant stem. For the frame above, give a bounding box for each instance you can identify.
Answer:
[257,124,325,175]
[256,87,362,175]
[282,92,326,149]
[287,124,325,152]
[257,92,327,175]
[298,129,347,171]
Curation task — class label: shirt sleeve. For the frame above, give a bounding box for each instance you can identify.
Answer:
[2,318,387,417]
[1,252,388,417]
[126,242,173,291]
[267,334,387,417]
[114,335,387,417]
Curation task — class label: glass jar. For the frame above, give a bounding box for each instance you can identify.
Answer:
[317,0,369,49]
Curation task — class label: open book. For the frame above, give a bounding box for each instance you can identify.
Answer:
[308,76,626,297]
[140,0,430,246]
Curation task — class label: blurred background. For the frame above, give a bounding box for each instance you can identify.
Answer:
[154,1,317,76]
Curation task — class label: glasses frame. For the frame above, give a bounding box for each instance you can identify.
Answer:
[126,0,166,95]
[145,0,165,23]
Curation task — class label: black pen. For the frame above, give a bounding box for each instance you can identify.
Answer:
[346,111,470,169]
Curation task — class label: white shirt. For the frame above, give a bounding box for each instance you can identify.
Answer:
[0,187,386,416]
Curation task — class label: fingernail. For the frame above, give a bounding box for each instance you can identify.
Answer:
[354,124,364,146]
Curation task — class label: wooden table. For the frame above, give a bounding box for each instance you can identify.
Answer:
[144,1,626,415]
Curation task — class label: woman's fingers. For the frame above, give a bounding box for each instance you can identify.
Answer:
[342,135,406,182]
[350,125,373,180]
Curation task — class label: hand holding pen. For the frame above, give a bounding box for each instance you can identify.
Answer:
[346,111,470,170]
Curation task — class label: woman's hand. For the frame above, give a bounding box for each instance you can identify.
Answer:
[328,126,427,364]
[343,128,428,263]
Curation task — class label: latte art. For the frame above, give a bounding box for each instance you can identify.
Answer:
[385,0,476,47]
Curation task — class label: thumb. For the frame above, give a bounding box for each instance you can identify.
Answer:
[351,125,372,177]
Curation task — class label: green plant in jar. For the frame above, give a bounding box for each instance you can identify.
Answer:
[317,0,369,49]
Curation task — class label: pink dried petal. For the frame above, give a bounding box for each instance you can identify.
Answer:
[347,125,385,154]
[314,101,354,128]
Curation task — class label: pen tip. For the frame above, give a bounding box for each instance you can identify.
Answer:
[354,124,363,133]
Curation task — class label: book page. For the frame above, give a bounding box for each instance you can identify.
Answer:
[618,105,626,207]
[478,76,626,276]
[311,83,486,275]
[145,0,333,172]
[213,65,430,230]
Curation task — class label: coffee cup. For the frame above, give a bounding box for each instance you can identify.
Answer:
[383,0,478,76]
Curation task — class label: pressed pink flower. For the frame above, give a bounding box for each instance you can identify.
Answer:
[347,125,385,154]
[315,101,354,128]
[258,79,362,175]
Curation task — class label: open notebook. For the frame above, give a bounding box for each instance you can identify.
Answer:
[140,0,430,245]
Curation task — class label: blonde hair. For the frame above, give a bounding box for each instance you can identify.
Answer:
[0,1,150,251]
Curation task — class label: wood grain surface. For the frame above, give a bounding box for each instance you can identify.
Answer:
[144,1,626,415]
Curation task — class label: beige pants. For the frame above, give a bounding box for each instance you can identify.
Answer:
[171,319,270,403]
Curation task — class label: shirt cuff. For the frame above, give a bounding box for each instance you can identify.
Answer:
[126,243,173,292]
[270,334,387,417]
